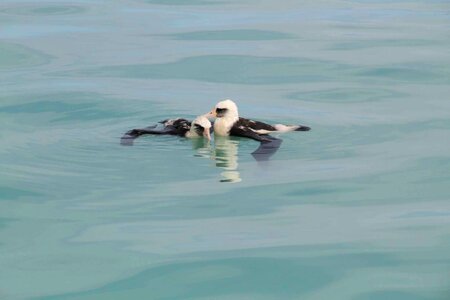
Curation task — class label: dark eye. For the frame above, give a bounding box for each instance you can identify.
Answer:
[194,124,204,134]
[216,108,228,113]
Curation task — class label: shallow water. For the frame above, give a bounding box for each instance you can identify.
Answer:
[1,0,450,299]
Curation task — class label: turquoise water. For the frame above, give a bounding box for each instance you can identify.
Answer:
[1,0,450,299]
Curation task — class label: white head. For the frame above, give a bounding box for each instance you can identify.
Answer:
[207,99,239,119]
[190,115,212,140]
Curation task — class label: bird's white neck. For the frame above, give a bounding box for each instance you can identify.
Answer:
[214,115,238,136]
[185,129,198,138]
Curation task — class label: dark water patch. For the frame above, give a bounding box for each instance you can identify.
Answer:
[0,92,136,123]
[55,55,344,85]
[359,65,450,84]
[0,5,86,16]
[286,186,358,197]
[166,29,294,41]
[0,43,52,69]
[0,186,41,201]
[288,87,406,103]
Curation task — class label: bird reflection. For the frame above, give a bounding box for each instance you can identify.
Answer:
[213,137,242,183]
[251,136,283,161]
[190,137,212,158]
[123,133,282,183]
[191,136,282,183]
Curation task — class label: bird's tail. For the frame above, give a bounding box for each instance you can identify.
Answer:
[274,124,311,132]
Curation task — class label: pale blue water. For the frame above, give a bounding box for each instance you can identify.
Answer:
[1,0,450,299]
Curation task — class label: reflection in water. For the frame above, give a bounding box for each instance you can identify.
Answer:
[210,137,282,182]
[190,137,212,158]
[123,134,282,183]
[213,137,241,183]
[251,136,283,161]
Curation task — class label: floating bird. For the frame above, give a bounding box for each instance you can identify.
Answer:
[206,99,310,142]
[121,115,212,145]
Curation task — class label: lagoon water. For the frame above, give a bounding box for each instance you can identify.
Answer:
[1,0,450,299]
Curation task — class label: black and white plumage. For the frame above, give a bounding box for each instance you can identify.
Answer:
[121,115,212,145]
[207,99,310,142]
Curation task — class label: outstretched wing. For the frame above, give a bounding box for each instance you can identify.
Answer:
[230,124,272,143]
[120,125,182,146]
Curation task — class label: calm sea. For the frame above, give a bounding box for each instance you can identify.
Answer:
[1,0,449,299]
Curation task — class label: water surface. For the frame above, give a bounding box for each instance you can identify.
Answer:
[1,0,450,299]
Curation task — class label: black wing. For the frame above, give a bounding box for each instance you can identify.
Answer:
[295,125,311,131]
[120,125,179,146]
[157,119,192,136]
[229,124,272,143]
[237,117,276,132]
[159,118,190,127]
[171,119,192,134]
[120,119,191,146]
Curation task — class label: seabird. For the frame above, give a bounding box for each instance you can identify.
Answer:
[121,115,212,145]
[159,115,212,139]
[206,99,310,142]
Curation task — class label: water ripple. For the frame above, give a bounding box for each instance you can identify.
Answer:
[165,29,294,41]
[0,42,52,69]
[0,4,87,16]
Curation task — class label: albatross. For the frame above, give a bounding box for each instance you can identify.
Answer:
[206,99,310,142]
[121,115,212,145]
